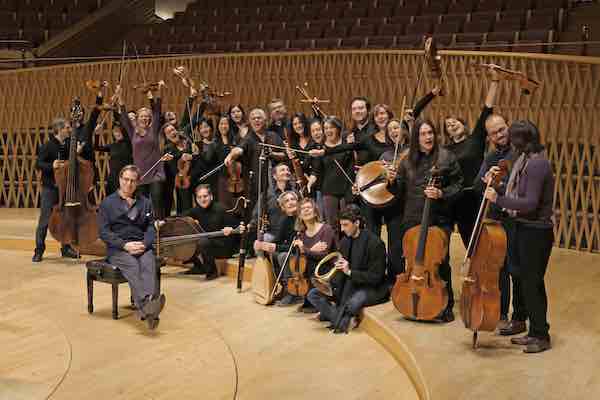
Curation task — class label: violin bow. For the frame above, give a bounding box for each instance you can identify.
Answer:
[139,153,171,181]
[333,159,356,188]
[257,142,312,154]
[392,95,407,169]
[132,42,147,91]
[269,233,299,300]
[96,40,128,130]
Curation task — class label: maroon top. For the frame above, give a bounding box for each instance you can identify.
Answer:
[299,223,337,262]
[119,98,164,185]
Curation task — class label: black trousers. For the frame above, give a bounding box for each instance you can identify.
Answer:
[362,200,404,284]
[137,181,166,220]
[163,175,176,217]
[451,188,481,248]
[506,221,553,339]
[175,187,193,215]
[395,222,455,310]
[35,186,58,252]
[195,237,236,273]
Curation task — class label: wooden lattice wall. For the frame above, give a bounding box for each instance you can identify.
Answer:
[0,50,598,252]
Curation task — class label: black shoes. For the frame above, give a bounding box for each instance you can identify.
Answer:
[523,337,551,353]
[184,265,206,275]
[436,308,455,323]
[205,267,219,281]
[32,249,43,262]
[61,246,80,259]
[499,320,527,336]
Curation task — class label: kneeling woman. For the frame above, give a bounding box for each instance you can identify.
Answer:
[307,205,389,334]
[484,120,554,353]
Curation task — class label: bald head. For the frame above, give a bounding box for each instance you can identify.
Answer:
[485,114,510,148]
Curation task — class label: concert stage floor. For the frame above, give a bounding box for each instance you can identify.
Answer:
[1,209,599,400]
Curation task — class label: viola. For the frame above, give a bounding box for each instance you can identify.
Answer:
[48,98,99,248]
[287,245,310,297]
[175,156,191,189]
[391,166,449,320]
[227,160,244,194]
[460,160,510,348]
[284,127,309,196]
[472,63,541,95]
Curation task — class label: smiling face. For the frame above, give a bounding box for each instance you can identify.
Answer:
[198,121,213,140]
[418,123,435,154]
[249,109,266,133]
[444,117,465,140]
[195,186,213,209]
[310,121,324,144]
[269,100,286,123]
[273,163,291,184]
[164,124,178,143]
[119,169,139,198]
[165,111,177,126]
[292,116,305,136]
[323,121,340,142]
[485,115,509,148]
[137,108,152,129]
[351,99,369,124]
[373,107,390,130]
[387,120,403,144]
[230,106,243,124]
[218,117,230,136]
[280,193,298,216]
[113,126,124,141]
[299,200,316,223]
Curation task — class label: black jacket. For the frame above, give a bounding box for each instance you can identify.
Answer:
[183,202,239,251]
[339,229,387,289]
[36,135,71,187]
[389,147,463,227]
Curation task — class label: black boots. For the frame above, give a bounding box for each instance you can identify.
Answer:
[32,249,43,262]
[61,245,80,259]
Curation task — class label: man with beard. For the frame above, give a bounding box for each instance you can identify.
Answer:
[267,98,290,141]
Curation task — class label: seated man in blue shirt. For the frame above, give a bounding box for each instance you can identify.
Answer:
[97,165,165,330]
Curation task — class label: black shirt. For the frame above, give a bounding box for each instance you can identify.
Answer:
[351,120,378,165]
[274,215,296,253]
[95,135,133,179]
[313,140,355,197]
[324,133,392,163]
[75,95,102,163]
[238,129,284,197]
[36,135,71,187]
[183,202,239,250]
[445,106,493,189]
[98,192,155,256]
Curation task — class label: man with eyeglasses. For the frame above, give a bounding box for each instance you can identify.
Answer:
[97,165,165,330]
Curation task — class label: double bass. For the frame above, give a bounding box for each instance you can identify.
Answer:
[391,166,449,320]
[460,160,509,348]
[48,98,99,249]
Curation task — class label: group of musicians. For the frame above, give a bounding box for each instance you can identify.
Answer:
[32,64,554,353]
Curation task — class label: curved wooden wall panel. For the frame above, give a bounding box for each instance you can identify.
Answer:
[0,50,598,252]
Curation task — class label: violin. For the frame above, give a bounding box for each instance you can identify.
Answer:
[287,245,310,297]
[133,80,166,92]
[48,98,99,249]
[85,80,109,92]
[391,166,449,320]
[460,160,510,348]
[175,156,192,189]
[472,63,541,95]
[284,127,309,196]
[227,159,244,194]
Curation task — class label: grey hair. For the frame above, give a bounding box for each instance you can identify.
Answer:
[51,118,67,135]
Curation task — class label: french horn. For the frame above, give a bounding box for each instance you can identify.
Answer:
[311,251,342,297]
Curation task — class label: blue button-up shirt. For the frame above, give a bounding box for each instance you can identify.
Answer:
[97,191,155,256]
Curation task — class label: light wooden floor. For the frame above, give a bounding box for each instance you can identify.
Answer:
[3,208,598,400]
[0,247,418,400]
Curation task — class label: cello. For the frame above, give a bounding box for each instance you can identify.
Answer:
[391,166,449,321]
[460,160,509,348]
[48,98,99,249]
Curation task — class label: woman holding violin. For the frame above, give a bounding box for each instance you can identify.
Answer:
[190,118,220,193]
[163,123,194,214]
[292,198,337,313]
[387,119,463,322]
[483,120,554,353]
[215,113,243,210]
[116,83,172,219]
[286,112,320,197]
[228,104,249,140]
[94,122,132,196]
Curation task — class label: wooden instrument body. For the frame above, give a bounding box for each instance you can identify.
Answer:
[392,225,449,320]
[49,156,98,247]
[226,160,244,193]
[175,157,191,189]
[355,161,395,207]
[251,254,277,305]
[157,216,201,263]
[460,220,507,332]
[287,249,309,297]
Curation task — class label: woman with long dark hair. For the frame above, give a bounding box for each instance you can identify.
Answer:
[228,104,249,141]
[387,119,463,322]
[484,120,554,353]
[215,113,241,209]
